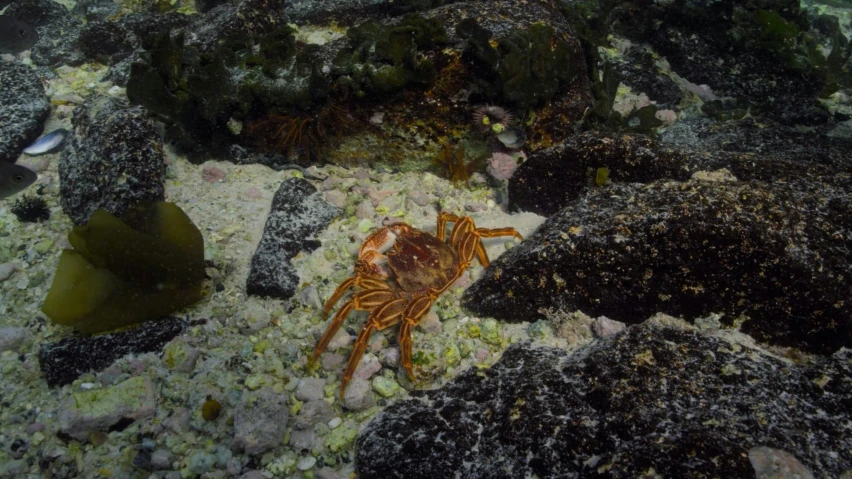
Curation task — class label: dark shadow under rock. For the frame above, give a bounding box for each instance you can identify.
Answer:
[59,96,165,225]
[0,62,51,163]
[246,177,341,300]
[357,318,852,478]
[468,176,852,354]
[39,317,186,387]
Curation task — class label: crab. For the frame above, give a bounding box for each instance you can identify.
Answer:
[309,212,523,396]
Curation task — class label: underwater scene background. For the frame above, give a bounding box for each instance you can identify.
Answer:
[1,0,851,477]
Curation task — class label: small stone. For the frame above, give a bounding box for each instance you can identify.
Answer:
[187,450,217,474]
[316,467,344,479]
[749,446,815,479]
[58,376,158,440]
[227,458,243,476]
[343,379,375,411]
[527,320,552,339]
[321,353,345,371]
[0,263,16,281]
[355,200,374,219]
[239,472,266,479]
[417,311,442,335]
[353,354,382,380]
[379,347,399,367]
[324,190,346,209]
[233,388,289,455]
[0,327,29,353]
[480,318,502,345]
[297,456,317,471]
[590,317,626,338]
[150,449,173,470]
[289,429,317,450]
[372,376,400,398]
[327,417,342,429]
[328,329,352,351]
[294,400,334,429]
[475,349,489,361]
[295,378,327,402]
[201,165,226,183]
[407,191,431,207]
[244,187,262,200]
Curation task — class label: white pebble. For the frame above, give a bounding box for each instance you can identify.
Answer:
[0,263,16,282]
[296,456,317,471]
[327,417,342,429]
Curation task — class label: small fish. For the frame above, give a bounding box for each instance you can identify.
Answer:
[0,17,39,54]
[496,125,527,149]
[24,128,69,156]
[0,162,37,199]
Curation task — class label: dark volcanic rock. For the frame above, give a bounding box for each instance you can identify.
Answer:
[662,116,852,170]
[39,317,186,387]
[185,0,289,53]
[509,132,694,217]
[6,0,85,66]
[77,20,135,64]
[357,318,852,478]
[0,62,50,163]
[59,96,165,225]
[467,176,852,354]
[246,178,340,300]
[612,46,683,109]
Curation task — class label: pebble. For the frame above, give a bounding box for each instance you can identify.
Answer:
[297,456,317,471]
[354,354,382,380]
[187,450,217,474]
[289,429,317,450]
[379,347,400,367]
[328,329,353,351]
[355,200,375,219]
[295,378,327,402]
[239,471,267,479]
[244,187,263,200]
[150,449,174,470]
[480,318,502,345]
[327,417,342,429]
[406,191,431,207]
[294,400,334,429]
[324,190,347,208]
[0,263,16,282]
[343,379,375,411]
[321,352,345,371]
[475,349,490,361]
[201,165,226,183]
[591,317,626,338]
[417,311,442,335]
[0,327,30,353]
[372,376,400,398]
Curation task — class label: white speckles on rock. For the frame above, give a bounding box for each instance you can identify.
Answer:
[0,327,29,353]
[295,378,327,402]
[0,263,16,282]
[591,317,627,338]
[342,379,375,411]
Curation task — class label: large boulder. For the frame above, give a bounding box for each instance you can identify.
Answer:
[467,174,852,354]
[59,96,165,225]
[357,317,852,478]
[0,62,50,163]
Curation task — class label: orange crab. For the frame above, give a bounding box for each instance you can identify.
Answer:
[309,212,523,396]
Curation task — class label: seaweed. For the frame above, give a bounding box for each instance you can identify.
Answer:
[41,201,205,335]
[432,141,481,185]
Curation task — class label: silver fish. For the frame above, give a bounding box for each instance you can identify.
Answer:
[0,162,37,199]
[23,128,69,156]
[0,17,39,54]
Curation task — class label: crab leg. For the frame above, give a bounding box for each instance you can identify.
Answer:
[321,275,388,319]
[397,295,435,380]
[340,298,408,396]
[311,287,396,366]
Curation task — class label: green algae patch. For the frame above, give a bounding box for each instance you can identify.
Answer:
[42,202,205,335]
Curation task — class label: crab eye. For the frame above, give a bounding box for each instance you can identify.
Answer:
[13,174,24,183]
